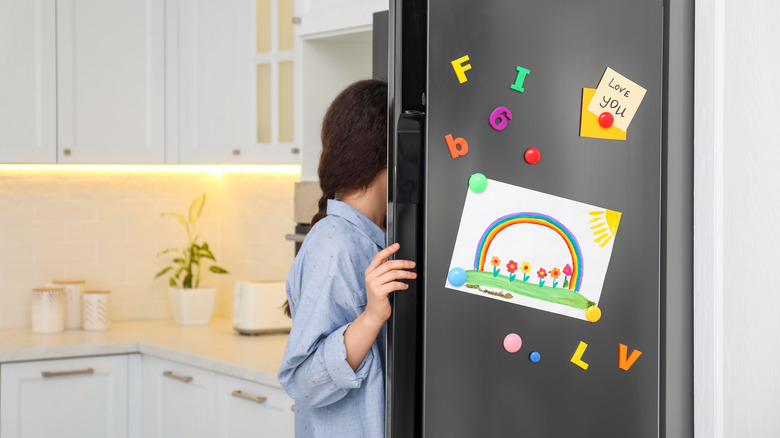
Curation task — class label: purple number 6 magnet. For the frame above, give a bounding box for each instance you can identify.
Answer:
[489,106,513,131]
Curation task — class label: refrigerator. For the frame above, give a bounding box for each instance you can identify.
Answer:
[385,0,693,437]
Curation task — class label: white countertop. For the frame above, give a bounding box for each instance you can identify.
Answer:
[0,318,289,388]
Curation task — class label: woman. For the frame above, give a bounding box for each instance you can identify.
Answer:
[278,79,416,437]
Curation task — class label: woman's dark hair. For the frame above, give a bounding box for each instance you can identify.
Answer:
[311,79,388,225]
[283,79,388,317]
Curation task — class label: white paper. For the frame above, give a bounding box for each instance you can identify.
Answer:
[446,179,622,321]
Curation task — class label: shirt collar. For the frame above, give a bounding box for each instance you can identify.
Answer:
[326,199,386,248]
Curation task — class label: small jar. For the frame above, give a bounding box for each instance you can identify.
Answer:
[51,280,86,330]
[31,287,66,334]
[82,290,110,331]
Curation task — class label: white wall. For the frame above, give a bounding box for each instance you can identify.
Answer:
[0,166,298,329]
[695,1,780,436]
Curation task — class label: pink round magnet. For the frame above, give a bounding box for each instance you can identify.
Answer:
[598,112,614,128]
[524,148,541,165]
[503,333,522,353]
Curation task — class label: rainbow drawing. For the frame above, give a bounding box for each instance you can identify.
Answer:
[473,212,584,291]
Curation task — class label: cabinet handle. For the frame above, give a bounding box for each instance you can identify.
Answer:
[291,16,301,24]
[232,149,241,156]
[163,371,193,383]
[41,368,94,378]
[63,149,72,156]
[231,390,267,404]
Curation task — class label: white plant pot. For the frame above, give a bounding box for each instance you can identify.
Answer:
[168,287,216,325]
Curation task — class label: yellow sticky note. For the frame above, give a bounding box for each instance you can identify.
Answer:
[580,88,627,141]
[586,67,647,131]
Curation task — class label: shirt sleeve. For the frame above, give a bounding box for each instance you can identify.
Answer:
[277,236,374,409]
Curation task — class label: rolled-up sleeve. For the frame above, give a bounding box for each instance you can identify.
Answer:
[278,232,373,409]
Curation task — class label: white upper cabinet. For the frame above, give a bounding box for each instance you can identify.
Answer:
[170,0,253,164]
[56,0,165,164]
[294,1,386,181]
[294,0,387,38]
[0,0,57,163]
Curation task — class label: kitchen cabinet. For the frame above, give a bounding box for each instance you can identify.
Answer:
[1,0,296,165]
[169,0,297,164]
[56,0,165,164]
[0,0,57,163]
[215,373,295,437]
[294,0,387,181]
[0,354,132,438]
[141,355,217,438]
[141,355,294,438]
[294,0,387,38]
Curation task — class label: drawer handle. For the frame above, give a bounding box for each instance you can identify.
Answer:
[41,368,94,378]
[231,390,267,404]
[163,371,193,383]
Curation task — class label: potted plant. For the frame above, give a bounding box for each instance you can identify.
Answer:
[155,194,229,325]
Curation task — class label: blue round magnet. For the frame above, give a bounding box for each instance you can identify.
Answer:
[529,351,541,363]
[448,267,467,286]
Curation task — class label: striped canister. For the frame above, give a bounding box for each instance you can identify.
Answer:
[82,290,110,331]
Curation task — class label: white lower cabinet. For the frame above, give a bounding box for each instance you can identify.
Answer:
[142,356,294,438]
[141,356,217,438]
[0,354,130,438]
[215,373,295,437]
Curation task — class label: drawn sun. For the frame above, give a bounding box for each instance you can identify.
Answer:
[589,210,622,248]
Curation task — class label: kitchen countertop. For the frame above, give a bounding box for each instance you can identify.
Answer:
[0,318,289,388]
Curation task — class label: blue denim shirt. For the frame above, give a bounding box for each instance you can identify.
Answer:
[279,200,386,437]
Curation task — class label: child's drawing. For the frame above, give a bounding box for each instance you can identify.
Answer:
[446,179,622,321]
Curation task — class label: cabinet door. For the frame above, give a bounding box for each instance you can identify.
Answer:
[0,0,56,163]
[56,0,165,164]
[215,374,294,438]
[0,355,128,438]
[171,0,255,164]
[141,356,216,438]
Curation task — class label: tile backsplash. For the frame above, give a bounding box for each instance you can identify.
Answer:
[0,166,299,329]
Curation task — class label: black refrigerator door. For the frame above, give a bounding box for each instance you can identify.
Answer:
[389,0,665,437]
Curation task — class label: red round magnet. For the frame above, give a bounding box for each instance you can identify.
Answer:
[598,112,614,128]
[524,148,541,165]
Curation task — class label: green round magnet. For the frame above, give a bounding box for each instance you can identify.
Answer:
[469,173,487,193]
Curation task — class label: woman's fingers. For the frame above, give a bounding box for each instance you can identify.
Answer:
[376,269,417,284]
[365,243,401,273]
[368,259,415,278]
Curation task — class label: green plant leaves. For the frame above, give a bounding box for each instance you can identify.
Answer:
[154,266,173,279]
[189,193,206,223]
[161,212,188,228]
[209,266,229,274]
[155,193,229,289]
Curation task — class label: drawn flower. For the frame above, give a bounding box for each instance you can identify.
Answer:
[562,264,572,289]
[537,268,547,288]
[506,260,518,282]
[521,261,531,282]
[550,267,561,288]
[491,256,501,277]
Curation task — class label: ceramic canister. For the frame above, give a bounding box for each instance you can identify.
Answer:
[51,280,86,330]
[31,287,66,334]
[82,290,110,331]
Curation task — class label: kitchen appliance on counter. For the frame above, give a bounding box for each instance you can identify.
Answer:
[232,281,292,335]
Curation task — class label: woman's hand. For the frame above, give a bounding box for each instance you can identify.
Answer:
[363,243,416,326]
